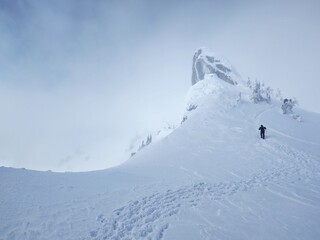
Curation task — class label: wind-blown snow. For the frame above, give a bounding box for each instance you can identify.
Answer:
[1,66,320,240]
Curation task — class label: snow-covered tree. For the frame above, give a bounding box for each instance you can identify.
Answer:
[249,79,272,104]
[138,140,145,151]
[281,98,295,114]
[181,116,188,124]
[146,135,152,145]
[264,87,272,103]
[187,104,197,111]
[250,80,264,103]
[138,135,152,151]
[281,98,301,121]
[275,88,282,101]
[247,78,252,88]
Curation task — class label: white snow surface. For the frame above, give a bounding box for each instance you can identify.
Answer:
[1,77,320,240]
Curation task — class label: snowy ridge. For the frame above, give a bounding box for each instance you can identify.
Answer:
[129,124,176,159]
[1,49,320,240]
[1,99,319,240]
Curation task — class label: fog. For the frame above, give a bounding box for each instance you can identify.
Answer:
[0,0,319,171]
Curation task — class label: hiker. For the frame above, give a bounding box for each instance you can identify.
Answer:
[259,125,266,139]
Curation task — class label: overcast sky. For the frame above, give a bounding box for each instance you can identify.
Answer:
[1,0,319,172]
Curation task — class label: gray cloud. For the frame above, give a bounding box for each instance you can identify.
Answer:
[0,0,319,171]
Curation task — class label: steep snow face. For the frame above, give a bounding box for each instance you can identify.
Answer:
[186,74,244,114]
[191,48,240,86]
[184,68,249,128]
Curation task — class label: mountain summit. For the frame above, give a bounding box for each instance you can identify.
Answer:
[191,48,239,86]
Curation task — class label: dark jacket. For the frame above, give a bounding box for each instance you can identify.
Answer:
[259,126,266,132]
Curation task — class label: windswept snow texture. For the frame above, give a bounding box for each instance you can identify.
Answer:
[1,77,320,240]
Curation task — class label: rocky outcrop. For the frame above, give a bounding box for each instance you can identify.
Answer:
[191,48,238,86]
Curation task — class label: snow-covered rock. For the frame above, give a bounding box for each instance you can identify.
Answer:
[191,48,240,86]
[185,49,246,123]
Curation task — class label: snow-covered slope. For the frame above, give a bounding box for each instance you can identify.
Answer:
[1,53,320,240]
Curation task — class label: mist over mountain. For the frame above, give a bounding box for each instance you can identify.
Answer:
[1,48,320,240]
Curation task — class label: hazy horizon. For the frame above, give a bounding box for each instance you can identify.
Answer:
[1,0,319,171]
